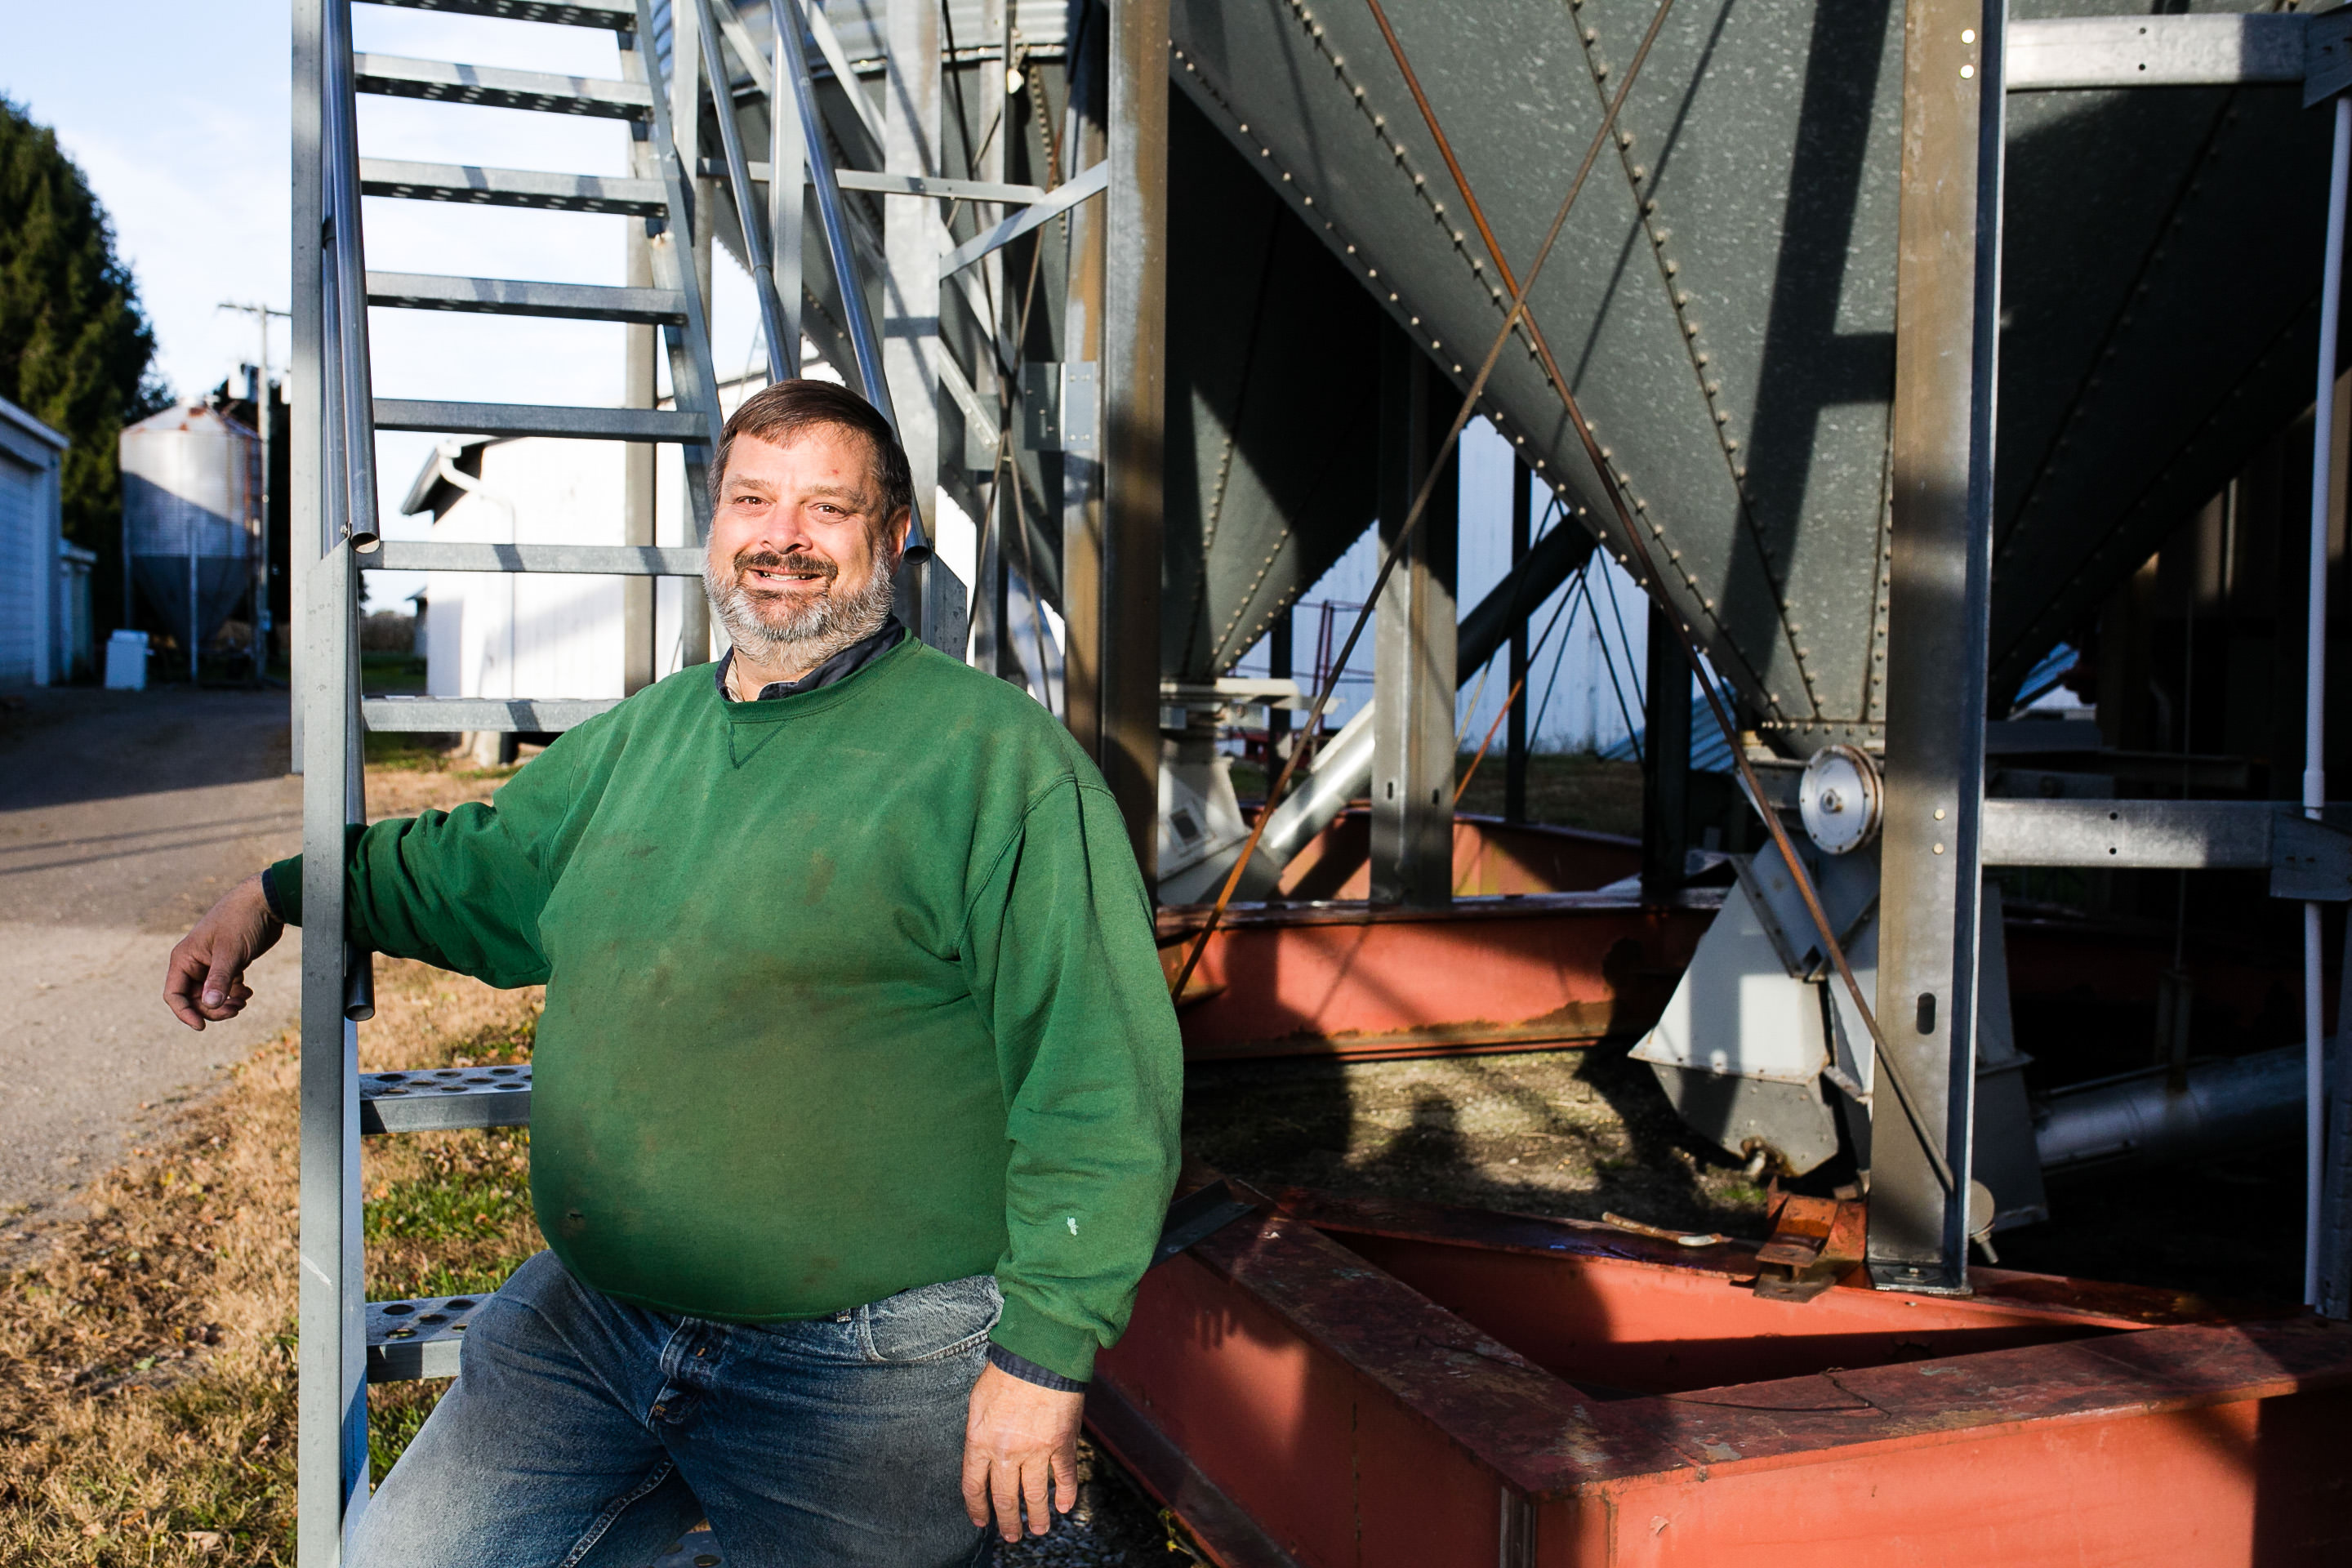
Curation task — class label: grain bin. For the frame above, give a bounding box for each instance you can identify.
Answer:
[120,403,259,678]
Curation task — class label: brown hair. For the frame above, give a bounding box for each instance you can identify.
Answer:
[708,379,913,532]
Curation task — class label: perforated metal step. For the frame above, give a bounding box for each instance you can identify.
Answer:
[355,54,652,118]
[365,1293,487,1382]
[375,399,706,441]
[361,697,623,733]
[361,0,635,31]
[364,541,706,576]
[360,1065,532,1134]
[646,1530,725,1567]
[367,270,687,324]
[359,158,666,215]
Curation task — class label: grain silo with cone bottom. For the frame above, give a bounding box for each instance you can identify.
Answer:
[120,402,259,683]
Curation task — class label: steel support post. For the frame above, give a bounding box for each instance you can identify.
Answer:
[1100,0,1169,877]
[1270,609,1294,752]
[768,0,804,377]
[294,7,367,1556]
[670,0,714,667]
[1060,77,1109,781]
[2306,99,2352,1306]
[2323,915,2352,1317]
[1062,0,1167,879]
[621,33,658,694]
[1370,339,1458,909]
[884,0,955,649]
[1870,0,2002,1291]
[1641,600,1690,898]
[1505,466,1530,824]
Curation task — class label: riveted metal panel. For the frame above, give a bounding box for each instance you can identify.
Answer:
[1165,0,2339,743]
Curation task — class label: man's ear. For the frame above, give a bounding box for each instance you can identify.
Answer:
[885,507,913,563]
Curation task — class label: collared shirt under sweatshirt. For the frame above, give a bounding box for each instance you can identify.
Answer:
[269,634,1183,1383]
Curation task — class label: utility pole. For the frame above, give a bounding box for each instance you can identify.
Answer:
[220,301,291,680]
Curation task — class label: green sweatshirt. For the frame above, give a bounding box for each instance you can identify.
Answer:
[272,636,1183,1382]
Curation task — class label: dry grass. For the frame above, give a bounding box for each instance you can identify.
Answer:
[0,760,541,1567]
[1452,752,1646,837]
[0,954,544,1566]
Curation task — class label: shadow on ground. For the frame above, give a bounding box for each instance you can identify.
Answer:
[0,686,291,813]
[1183,1037,1775,1236]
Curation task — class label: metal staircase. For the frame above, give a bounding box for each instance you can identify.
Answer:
[287,1,1084,1559]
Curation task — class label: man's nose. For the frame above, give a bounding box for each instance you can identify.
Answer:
[750,511,819,558]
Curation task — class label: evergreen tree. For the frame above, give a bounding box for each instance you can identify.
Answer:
[0,94,169,635]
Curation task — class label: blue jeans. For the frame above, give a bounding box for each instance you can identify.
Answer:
[349,1251,999,1568]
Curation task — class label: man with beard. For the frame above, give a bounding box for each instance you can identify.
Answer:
[160,379,1183,1567]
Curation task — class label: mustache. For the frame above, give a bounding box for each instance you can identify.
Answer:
[733,548,838,583]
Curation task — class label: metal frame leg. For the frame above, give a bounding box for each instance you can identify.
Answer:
[1869,0,2003,1292]
[1641,599,1691,900]
[1371,336,1458,910]
[1060,0,1167,880]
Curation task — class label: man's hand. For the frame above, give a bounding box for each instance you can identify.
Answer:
[960,1360,1085,1542]
[164,873,283,1031]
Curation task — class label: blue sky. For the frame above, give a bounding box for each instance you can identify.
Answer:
[3,2,295,402]
[5,3,1646,749]
[3,2,766,608]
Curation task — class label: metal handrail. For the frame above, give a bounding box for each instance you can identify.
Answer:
[773,0,893,420]
[695,0,793,381]
[321,0,381,552]
[771,0,927,558]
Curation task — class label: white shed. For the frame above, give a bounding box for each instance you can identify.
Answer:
[399,433,702,704]
[0,395,69,688]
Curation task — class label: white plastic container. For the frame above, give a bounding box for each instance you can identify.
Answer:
[104,629,149,691]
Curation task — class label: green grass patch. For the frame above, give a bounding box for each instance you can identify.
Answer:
[360,653,429,693]
[364,1134,535,1279]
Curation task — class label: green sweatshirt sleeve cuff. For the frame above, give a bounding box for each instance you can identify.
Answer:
[265,822,371,933]
[990,1292,1098,1385]
[265,855,304,926]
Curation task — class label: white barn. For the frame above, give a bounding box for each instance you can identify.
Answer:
[400,434,704,705]
[0,395,69,688]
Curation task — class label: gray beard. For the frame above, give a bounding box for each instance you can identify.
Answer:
[704,551,898,670]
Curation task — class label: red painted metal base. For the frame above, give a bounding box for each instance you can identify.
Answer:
[1093,1180,2352,1566]
[1160,817,2331,1066]
[1159,816,1686,1063]
[1159,893,1713,1062]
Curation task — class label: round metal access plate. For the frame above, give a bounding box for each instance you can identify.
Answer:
[1799,744,1882,855]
